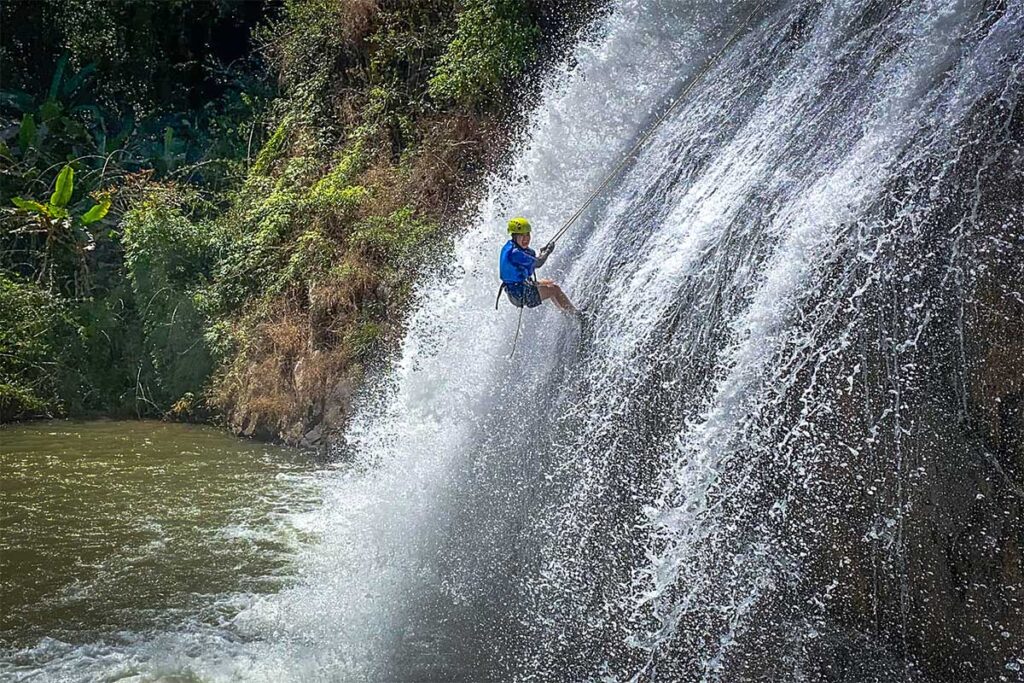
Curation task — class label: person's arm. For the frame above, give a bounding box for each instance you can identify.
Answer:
[533,243,554,269]
[509,247,537,272]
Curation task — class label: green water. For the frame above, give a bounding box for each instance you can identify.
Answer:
[0,420,320,653]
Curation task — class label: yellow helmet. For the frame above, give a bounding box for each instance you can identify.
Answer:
[507,217,531,235]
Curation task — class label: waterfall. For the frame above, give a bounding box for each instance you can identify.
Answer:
[237,0,1024,680]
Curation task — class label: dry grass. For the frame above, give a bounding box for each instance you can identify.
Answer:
[360,113,500,225]
[212,298,364,444]
[337,0,380,42]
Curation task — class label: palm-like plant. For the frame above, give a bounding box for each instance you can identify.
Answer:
[10,165,111,296]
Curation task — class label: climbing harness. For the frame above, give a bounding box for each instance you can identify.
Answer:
[498,275,538,359]
[540,0,769,253]
[495,277,541,310]
[501,0,768,357]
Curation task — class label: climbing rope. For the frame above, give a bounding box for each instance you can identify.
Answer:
[508,302,527,359]
[542,0,769,252]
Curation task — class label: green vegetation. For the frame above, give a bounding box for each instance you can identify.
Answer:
[2,0,271,421]
[0,274,79,421]
[121,190,218,410]
[1,0,606,441]
[429,0,540,106]
[11,165,111,297]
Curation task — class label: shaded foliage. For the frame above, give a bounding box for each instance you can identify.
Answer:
[122,189,219,407]
[1,1,277,420]
[0,274,80,420]
[429,0,539,106]
[1,0,275,114]
[7,164,111,296]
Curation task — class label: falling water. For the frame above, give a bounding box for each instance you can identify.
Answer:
[5,0,1021,681]
[231,0,1022,680]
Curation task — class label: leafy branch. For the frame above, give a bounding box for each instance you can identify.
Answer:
[10,164,112,296]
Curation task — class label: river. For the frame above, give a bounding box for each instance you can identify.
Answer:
[1,420,321,679]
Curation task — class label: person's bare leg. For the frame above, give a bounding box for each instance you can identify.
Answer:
[536,279,577,314]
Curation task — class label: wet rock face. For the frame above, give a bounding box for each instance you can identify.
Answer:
[794,93,1024,680]
[925,103,1023,680]
[299,374,359,450]
[940,169,1024,680]
[299,423,324,448]
[603,30,1024,678]
[963,220,1024,496]
[228,364,360,451]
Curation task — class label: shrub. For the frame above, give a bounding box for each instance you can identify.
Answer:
[0,274,81,420]
[350,206,440,263]
[428,0,539,107]
[250,115,293,177]
[121,190,217,407]
[272,228,338,295]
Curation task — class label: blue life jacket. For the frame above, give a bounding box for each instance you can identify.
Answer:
[499,239,537,297]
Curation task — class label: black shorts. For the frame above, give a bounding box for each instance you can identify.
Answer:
[507,282,542,308]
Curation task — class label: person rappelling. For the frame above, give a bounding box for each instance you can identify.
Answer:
[492,0,766,358]
[497,217,579,316]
